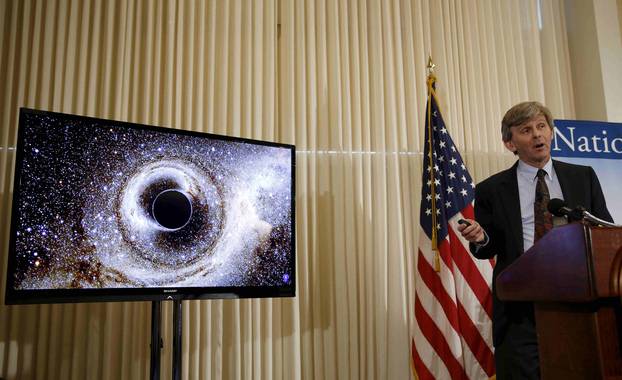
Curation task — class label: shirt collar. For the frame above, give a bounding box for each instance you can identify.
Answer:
[517,158,553,181]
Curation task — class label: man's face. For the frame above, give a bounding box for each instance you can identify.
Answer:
[503,114,553,168]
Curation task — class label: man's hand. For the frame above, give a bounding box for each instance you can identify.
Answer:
[457,218,486,244]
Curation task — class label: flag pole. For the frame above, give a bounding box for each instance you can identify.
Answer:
[426,56,441,272]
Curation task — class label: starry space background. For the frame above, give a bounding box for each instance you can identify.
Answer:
[10,112,294,290]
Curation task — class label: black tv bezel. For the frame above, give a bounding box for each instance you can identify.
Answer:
[4,108,296,305]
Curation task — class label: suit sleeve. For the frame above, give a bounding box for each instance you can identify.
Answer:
[470,182,501,260]
[588,167,613,223]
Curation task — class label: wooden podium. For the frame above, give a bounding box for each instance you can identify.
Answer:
[496,222,622,379]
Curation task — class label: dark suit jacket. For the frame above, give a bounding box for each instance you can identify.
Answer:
[470,159,612,347]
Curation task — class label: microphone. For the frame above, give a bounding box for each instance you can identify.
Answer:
[547,198,620,227]
[547,198,583,221]
[547,198,573,217]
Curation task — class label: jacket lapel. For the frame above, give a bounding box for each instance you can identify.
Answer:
[553,160,576,206]
[499,162,524,253]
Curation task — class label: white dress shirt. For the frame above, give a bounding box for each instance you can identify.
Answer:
[516,159,563,252]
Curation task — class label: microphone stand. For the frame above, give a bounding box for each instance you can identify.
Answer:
[580,209,621,228]
[548,198,620,227]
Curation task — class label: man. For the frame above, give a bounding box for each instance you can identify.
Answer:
[458,101,612,379]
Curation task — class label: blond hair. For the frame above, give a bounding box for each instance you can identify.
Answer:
[501,101,554,142]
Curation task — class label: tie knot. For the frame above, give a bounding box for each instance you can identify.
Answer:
[536,169,547,180]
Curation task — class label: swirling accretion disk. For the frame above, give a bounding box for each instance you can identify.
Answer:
[78,158,221,286]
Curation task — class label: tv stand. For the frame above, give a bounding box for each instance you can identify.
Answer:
[150,299,183,380]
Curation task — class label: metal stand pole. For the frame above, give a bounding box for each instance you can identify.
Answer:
[172,299,183,380]
[150,301,162,380]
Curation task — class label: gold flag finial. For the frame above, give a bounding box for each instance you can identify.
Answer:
[427,56,435,75]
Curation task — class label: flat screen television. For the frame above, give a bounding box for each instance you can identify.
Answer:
[5,108,295,304]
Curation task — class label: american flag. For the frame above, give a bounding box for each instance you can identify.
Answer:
[411,73,495,379]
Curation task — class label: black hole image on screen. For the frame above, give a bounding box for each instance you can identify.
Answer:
[8,111,294,295]
[152,190,193,230]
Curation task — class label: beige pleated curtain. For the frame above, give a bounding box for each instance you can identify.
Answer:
[0,0,574,379]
